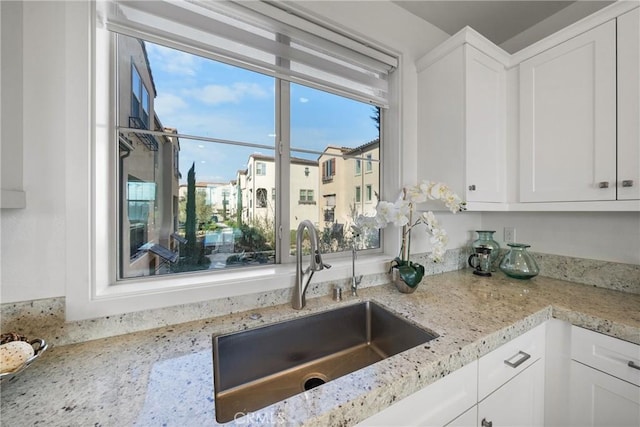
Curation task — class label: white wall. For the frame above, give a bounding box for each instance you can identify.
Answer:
[1,2,68,302]
[481,212,640,265]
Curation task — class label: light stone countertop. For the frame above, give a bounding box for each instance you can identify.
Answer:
[1,270,639,426]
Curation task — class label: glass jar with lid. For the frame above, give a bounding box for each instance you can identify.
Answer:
[471,230,501,268]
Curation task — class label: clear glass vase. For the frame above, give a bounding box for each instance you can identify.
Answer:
[499,243,540,279]
[472,230,501,268]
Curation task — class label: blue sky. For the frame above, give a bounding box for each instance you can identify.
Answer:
[145,42,379,184]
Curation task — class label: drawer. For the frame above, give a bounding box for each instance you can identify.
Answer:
[358,361,478,427]
[478,323,546,401]
[571,326,640,386]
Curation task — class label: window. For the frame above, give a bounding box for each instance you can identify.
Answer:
[299,189,314,204]
[256,188,268,208]
[322,158,336,182]
[324,208,335,222]
[101,1,391,283]
[355,186,361,203]
[366,185,373,202]
[366,154,373,173]
[130,65,150,129]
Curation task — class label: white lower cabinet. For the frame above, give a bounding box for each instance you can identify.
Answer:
[356,361,478,427]
[568,326,640,427]
[569,361,640,427]
[446,406,477,427]
[358,322,639,427]
[477,360,545,427]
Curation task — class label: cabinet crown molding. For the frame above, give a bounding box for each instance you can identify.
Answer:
[417,1,639,71]
[416,26,510,72]
[510,1,638,65]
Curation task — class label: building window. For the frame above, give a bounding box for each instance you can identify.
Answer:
[366,185,373,202]
[256,188,268,208]
[322,158,336,182]
[366,154,373,173]
[299,189,315,204]
[355,159,361,175]
[324,207,335,222]
[355,186,361,203]
[131,65,150,129]
[256,162,266,176]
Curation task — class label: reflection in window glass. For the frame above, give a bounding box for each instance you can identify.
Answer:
[116,34,275,279]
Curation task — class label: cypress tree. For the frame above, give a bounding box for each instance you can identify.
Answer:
[185,162,197,262]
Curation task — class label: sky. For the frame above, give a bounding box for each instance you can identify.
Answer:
[145,42,379,184]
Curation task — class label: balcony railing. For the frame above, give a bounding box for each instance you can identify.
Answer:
[129,116,159,151]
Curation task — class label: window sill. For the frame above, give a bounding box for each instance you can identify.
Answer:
[66,253,391,321]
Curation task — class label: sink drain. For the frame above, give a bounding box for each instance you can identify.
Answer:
[302,373,328,391]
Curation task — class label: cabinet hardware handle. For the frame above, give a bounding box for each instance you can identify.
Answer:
[481,418,493,427]
[468,185,476,191]
[598,181,609,189]
[629,361,640,371]
[504,350,531,368]
[622,180,634,187]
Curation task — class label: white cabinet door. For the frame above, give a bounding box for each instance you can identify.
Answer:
[569,361,640,427]
[477,359,545,427]
[417,43,506,205]
[446,405,476,427]
[357,361,478,427]
[617,7,640,200]
[519,20,616,202]
[465,45,506,203]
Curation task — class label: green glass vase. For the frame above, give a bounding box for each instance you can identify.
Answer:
[472,230,501,267]
[499,243,540,279]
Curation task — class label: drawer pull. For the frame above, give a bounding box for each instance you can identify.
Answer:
[629,361,640,371]
[481,418,493,427]
[504,351,531,368]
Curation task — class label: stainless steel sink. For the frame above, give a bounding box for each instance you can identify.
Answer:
[212,301,438,423]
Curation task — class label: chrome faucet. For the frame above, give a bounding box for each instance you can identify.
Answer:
[292,220,331,309]
[351,244,363,296]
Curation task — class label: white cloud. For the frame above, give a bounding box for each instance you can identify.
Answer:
[154,93,188,117]
[146,44,200,76]
[299,97,309,103]
[187,82,269,105]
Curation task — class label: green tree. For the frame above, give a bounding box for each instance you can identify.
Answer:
[195,190,213,225]
[184,163,197,261]
[371,106,380,131]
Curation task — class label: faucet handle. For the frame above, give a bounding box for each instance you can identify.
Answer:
[322,262,332,270]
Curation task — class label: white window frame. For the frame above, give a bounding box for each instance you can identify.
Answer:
[65,2,401,321]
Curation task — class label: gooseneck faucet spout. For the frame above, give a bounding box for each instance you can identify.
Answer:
[352,245,363,296]
[292,220,330,310]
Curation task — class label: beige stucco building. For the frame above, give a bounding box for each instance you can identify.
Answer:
[239,154,319,229]
[317,140,380,231]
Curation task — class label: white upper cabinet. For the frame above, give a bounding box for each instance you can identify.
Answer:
[617,7,640,200]
[417,33,507,207]
[519,20,617,202]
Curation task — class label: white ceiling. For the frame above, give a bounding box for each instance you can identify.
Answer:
[393,1,614,52]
